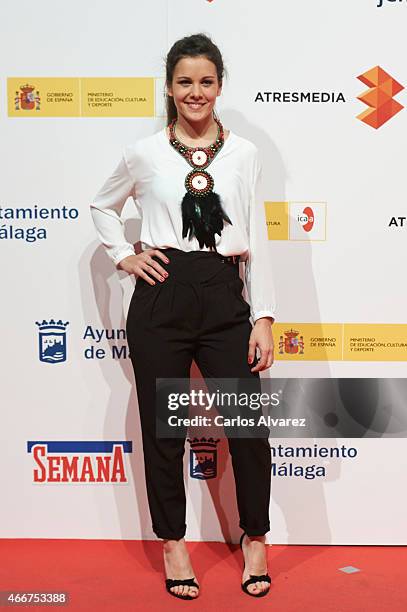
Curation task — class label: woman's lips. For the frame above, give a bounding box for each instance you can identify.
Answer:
[185,102,206,110]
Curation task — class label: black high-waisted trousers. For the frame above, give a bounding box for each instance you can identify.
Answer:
[126,247,271,540]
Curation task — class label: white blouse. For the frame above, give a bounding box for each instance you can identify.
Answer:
[90,126,276,323]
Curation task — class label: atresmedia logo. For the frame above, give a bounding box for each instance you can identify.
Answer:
[357,66,404,128]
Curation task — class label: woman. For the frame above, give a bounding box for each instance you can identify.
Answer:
[90,33,276,600]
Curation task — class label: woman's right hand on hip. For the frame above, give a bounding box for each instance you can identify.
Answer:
[117,249,170,285]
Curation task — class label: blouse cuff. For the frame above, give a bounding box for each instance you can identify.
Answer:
[111,245,136,267]
[253,310,276,324]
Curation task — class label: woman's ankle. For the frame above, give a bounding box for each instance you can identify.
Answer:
[163,537,185,550]
[248,535,266,542]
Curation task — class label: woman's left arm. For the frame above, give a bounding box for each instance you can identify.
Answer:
[244,147,277,372]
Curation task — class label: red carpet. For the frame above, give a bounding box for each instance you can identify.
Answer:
[1,539,406,610]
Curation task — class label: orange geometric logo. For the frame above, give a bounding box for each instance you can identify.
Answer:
[357,66,404,129]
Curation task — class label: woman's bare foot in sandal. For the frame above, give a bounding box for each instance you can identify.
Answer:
[163,538,199,599]
[241,534,270,596]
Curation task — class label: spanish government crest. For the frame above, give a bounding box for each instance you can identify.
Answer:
[14,83,41,111]
[278,329,305,355]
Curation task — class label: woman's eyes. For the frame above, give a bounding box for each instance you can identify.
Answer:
[179,80,213,85]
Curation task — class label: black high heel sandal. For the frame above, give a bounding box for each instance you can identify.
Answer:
[239,531,271,598]
[165,577,200,600]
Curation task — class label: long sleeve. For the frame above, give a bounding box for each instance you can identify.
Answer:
[244,148,277,323]
[90,149,137,267]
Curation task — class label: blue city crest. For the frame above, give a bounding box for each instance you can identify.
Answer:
[187,437,219,480]
[36,319,69,363]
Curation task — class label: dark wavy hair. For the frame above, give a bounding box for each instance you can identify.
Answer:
[164,33,228,126]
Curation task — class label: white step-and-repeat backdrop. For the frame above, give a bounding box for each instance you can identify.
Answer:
[2,0,406,544]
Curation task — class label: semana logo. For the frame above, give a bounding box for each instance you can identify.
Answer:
[188,437,219,480]
[357,66,404,128]
[36,319,69,364]
[27,441,132,483]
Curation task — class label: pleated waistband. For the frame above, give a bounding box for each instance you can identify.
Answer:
[146,247,242,286]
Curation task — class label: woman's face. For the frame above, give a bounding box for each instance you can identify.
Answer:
[167,56,222,123]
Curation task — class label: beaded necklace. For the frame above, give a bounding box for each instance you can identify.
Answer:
[167,116,233,250]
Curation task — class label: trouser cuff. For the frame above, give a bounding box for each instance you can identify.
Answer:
[240,523,270,537]
[154,527,186,541]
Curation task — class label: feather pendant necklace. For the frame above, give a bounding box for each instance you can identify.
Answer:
[168,116,233,251]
